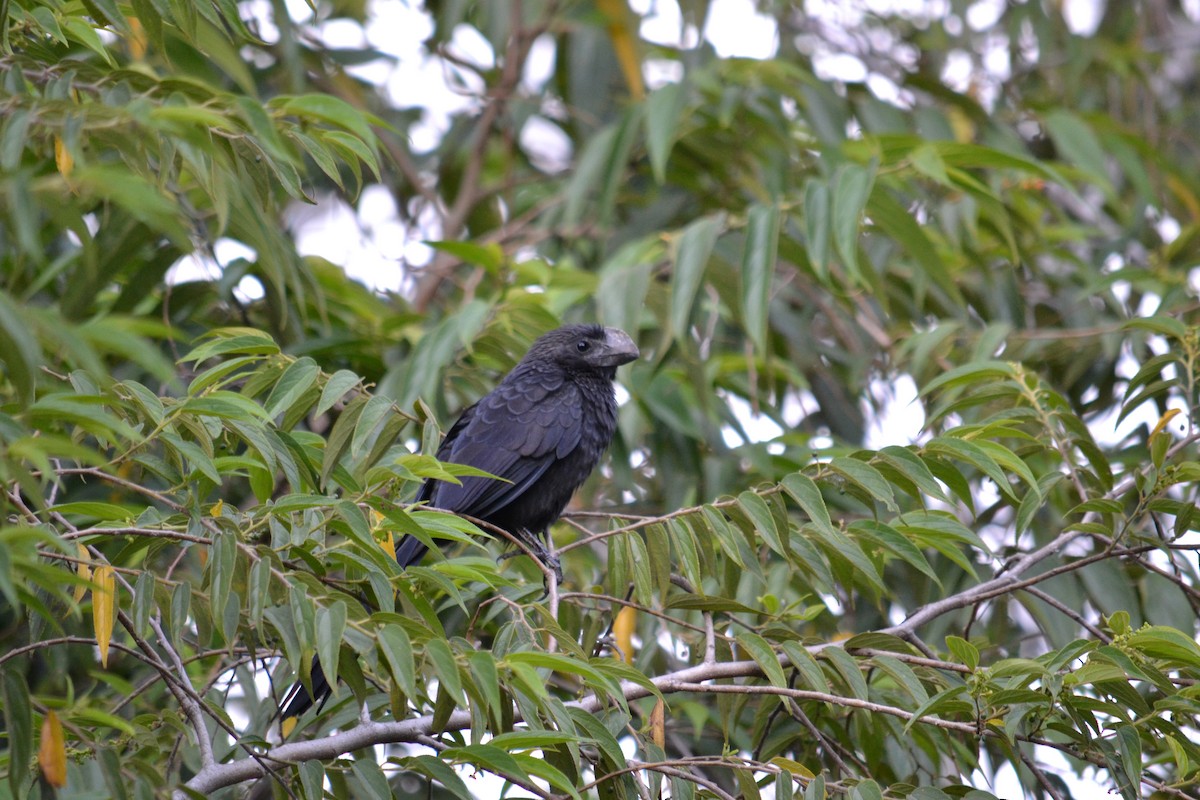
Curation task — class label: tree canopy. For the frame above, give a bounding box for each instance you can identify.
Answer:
[2,1,1200,798]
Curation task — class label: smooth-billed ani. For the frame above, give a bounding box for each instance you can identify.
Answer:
[277,324,639,725]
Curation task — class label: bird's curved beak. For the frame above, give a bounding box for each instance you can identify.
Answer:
[597,327,640,367]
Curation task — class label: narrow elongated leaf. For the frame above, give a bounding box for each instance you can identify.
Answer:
[670,214,723,338]
[4,672,31,796]
[831,162,876,281]
[264,357,320,420]
[406,755,473,800]
[377,623,417,699]
[1043,110,1111,187]
[827,457,898,512]
[740,204,780,353]
[902,684,970,734]
[736,631,788,688]
[0,292,40,404]
[315,601,347,697]
[350,757,391,800]
[425,638,464,705]
[645,82,685,182]
[781,473,834,536]
[822,647,869,701]
[803,179,831,278]
[92,565,116,667]
[38,709,66,787]
[737,490,785,555]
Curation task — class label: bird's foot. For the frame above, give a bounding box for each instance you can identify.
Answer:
[499,538,563,585]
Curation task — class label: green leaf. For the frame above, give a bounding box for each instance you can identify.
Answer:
[737,490,785,556]
[645,82,686,183]
[48,502,135,521]
[945,635,979,670]
[208,529,237,642]
[377,623,417,699]
[670,213,723,338]
[850,779,884,800]
[443,743,530,783]
[182,329,280,363]
[1125,626,1200,667]
[736,631,788,688]
[274,94,378,148]
[315,370,362,417]
[505,652,614,689]
[264,357,320,420]
[803,178,831,278]
[62,17,116,65]
[780,641,831,695]
[920,360,1016,397]
[903,684,970,734]
[350,758,391,800]
[513,751,584,800]
[868,653,930,706]
[822,647,869,701]
[468,650,502,725]
[875,446,951,504]
[826,457,898,512]
[850,520,941,587]
[3,672,31,797]
[831,161,876,282]
[628,529,654,607]
[740,203,780,353]
[315,601,347,697]
[181,392,271,422]
[0,292,40,404]
[867,189,962,304]
[668,518,703,595]
[924,437,1013,500]
[405,755,473,800]
[72,165,188,245]
[780,472,834,536]
[425,638,464,705]
[424,240,505,273]
[1043,110,1112,188]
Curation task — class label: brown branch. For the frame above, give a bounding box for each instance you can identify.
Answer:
[412,0,559,310]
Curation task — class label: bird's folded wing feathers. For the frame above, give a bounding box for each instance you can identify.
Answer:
[424,377,582,520]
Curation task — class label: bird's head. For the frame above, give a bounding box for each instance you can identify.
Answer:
[527,324,640,376]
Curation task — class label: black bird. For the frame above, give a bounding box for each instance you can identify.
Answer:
[277,324,639,725]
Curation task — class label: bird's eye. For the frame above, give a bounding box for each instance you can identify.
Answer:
[576,340,590,352]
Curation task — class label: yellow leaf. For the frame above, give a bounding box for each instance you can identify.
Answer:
[769,756,815,780]
[74,544,91,604]
[596,0,645,100]
[92,566,116,667]
[127,16,147,61]
[612,606,636,664]
[649,697,665,748]
[1167,173,1200,223]
[370,509,397,561]
[38,710,67,788]
[1151,408,1182,438]
[54,136,73,179]
[947,106,975,143]
[378,532,396,561]
[210,499,224,517]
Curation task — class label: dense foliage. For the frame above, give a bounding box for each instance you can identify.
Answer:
[2,1,1200,798]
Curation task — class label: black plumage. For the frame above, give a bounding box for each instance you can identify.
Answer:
[278,324,638,725]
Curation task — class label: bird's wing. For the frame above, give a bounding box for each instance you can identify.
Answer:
[414,402,478,505]
[424,373,582,521]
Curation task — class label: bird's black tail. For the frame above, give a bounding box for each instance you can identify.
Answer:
[275,535,431,730]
